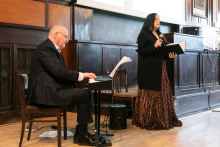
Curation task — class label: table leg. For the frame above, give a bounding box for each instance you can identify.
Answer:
[95,90,98,147]
[98,90,101,138]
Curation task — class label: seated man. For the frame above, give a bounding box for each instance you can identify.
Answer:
[27,25,96,146]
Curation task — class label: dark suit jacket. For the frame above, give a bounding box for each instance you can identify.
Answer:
[27,39,79,106]
[138,30,169,91]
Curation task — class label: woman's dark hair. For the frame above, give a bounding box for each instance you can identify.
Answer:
[137,13,161,40]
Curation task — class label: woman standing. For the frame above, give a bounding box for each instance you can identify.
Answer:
[133,13,182,130]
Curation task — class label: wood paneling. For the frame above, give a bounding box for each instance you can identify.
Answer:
[102,47,120,75]
[121,48,138,86]
[178,52,199,86]
[175,93,209,117]
[0,110,21,125]
[49,3,71,39]
[60,46,68,64]
[160,33,220,117]
[78,45,102,75]
[77,44,102,88]
[65,42,77,71]
[210,90,220,106]
[0,47,11,108]
[49,3,71,62]
[0,23,49,123]
[202,53,219,84]
[0,24,49,45]
[66,40,138,89]
[0,0,46,27]
[75,7,93,41]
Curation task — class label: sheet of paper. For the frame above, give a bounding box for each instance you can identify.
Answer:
[39,130,74,138]
[109,56,132,78]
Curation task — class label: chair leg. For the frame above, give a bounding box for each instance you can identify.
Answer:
[126,100,129,118]
[57,111,61,147]
[132,98,135,122]
[27,114,33,140]
[19,113,26,147]
[63,108,67,140]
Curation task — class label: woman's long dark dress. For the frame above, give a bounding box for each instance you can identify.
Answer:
[133,30,182,130]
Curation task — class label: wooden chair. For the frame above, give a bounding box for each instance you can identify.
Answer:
[17,74,67,147]
[112,69,137,121]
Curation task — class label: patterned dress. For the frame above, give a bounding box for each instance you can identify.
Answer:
[133,62,182,130]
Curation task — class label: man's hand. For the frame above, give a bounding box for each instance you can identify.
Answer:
[83,73,97,79]
[168,52,177,58]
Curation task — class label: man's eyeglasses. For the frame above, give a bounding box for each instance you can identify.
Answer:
[55,32,68,40]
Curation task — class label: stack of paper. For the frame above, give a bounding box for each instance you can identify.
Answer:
[39,130,74,138]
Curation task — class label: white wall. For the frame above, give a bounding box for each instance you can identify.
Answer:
[76,0,185,25]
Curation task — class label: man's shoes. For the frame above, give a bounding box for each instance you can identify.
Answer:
[78,135,95,146]
[73,125,79,143]
[74,132,95,144]
[73,134,78,143]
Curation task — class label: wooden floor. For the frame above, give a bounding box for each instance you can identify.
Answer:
[1,110,220,147]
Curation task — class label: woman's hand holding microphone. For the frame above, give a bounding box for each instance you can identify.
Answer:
[154,39,163,48]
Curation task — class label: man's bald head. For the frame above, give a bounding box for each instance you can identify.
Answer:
[48,25,69,49]
[48,25,67,37]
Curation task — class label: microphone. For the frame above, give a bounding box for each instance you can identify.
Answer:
[159,34,164,40]
[159,34,164,46]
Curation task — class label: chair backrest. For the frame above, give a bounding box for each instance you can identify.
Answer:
[113,69,128,94]
[17,74,28,110]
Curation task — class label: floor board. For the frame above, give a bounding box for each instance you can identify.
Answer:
[1,111,220,147]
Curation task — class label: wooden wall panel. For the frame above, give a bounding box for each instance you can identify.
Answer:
[65,42,77,71]
[75,7,93,41]
[49,3,71,63]
[175,93,209,117]
[121,48,138,86]
[60,46,68,64]
[0,47,11,108]
[78,45,102,88]
[0,0,46,27]
[102,47,120,75]
[179,53,199,86]
[202,53,219,84]
[210,90,220,107]
[0,25,49,45]
[78,45,102,75]
[49,3,71,39]
[17,49,26,74]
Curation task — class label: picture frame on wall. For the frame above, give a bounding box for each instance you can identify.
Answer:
[192,0,207,18]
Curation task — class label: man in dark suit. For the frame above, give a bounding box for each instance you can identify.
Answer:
[27,25,96,146]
